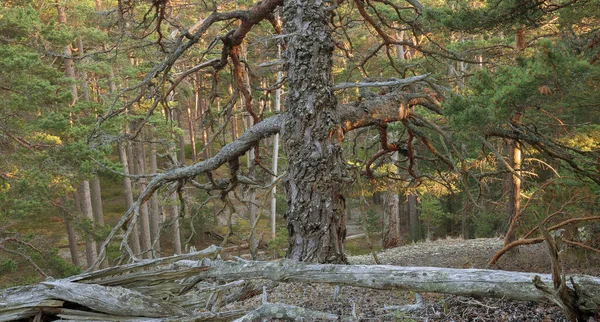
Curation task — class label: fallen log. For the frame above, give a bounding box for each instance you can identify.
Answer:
[3,245,600,321]
[0,285,62,322]
[177,259,600,318]
[42,281,187,317]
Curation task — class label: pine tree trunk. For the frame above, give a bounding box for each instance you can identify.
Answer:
[271,44,283,240]
[64,219,80,266]
[148,142,161,253]
[164,134,182,255]
[118,141,142,256]
[282,0,348,263]
[79,181,98,268]
[132,139,153,259]
[177,110,186,166]
[187,99,197,163]
[382,171,400,248]
[505,114,523,245]
[90,177,108,268]
[62,197,80,267]
[407,192,421,242]
[165,191,182,255]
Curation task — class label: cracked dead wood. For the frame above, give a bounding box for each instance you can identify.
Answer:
[177,258,600,314]
[3,245,600,321]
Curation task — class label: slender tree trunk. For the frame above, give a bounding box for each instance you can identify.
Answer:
[79,181,98,268]
[187,100,197,163]
[282,0,348,263]
[505,113,523,245]
[165,191,182,255]
[148,142,161,253]
[75,30,108,268]
[407,191,421,242]
[177,110,186,166]
[90,177,108,268]
[195,72,210,160]
[164,113,182,255]
[133,139,153,259]
[57,1,83,266]
[62,197,80,267]
[238,44,258,258]
[118,141,142,256]
[65,219,80,266]
[395,30,405,60]
[271,44,283,240]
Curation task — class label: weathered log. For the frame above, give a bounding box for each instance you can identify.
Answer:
[0,285,61,322]
[4,247,600,321]
[42,281,187,318]
[74,244,219,283]
[176,259,600,317]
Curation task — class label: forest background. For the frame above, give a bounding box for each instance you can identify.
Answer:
[1,0,600,286]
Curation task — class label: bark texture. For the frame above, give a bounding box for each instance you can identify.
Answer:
[383,190,401,248]
[282,0,348,263]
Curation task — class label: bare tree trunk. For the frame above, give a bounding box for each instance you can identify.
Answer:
[78,181,98,268]
[383,193,400,248]
[64,219,80,266]
[270,44,283,240]
[62,197,80,267]
[282,0,347,263]
[90,177,108,268]
[177,109,187,166]
[239,44,258,258]
[118,141,141,256]
[395,30,405,60]
[75,29,108,268]
[165,191,182,255]
[187,99,197,164]
[148,142,161,253]
[407,191,421,242]
[164,129,182,255]
[132,139,153,259]
[505,112,523,245]
[57,1,83,267]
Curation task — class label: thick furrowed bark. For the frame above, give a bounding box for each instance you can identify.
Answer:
[282,0,348,264]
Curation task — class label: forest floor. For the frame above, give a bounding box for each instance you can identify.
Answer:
[225,237,600,321]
